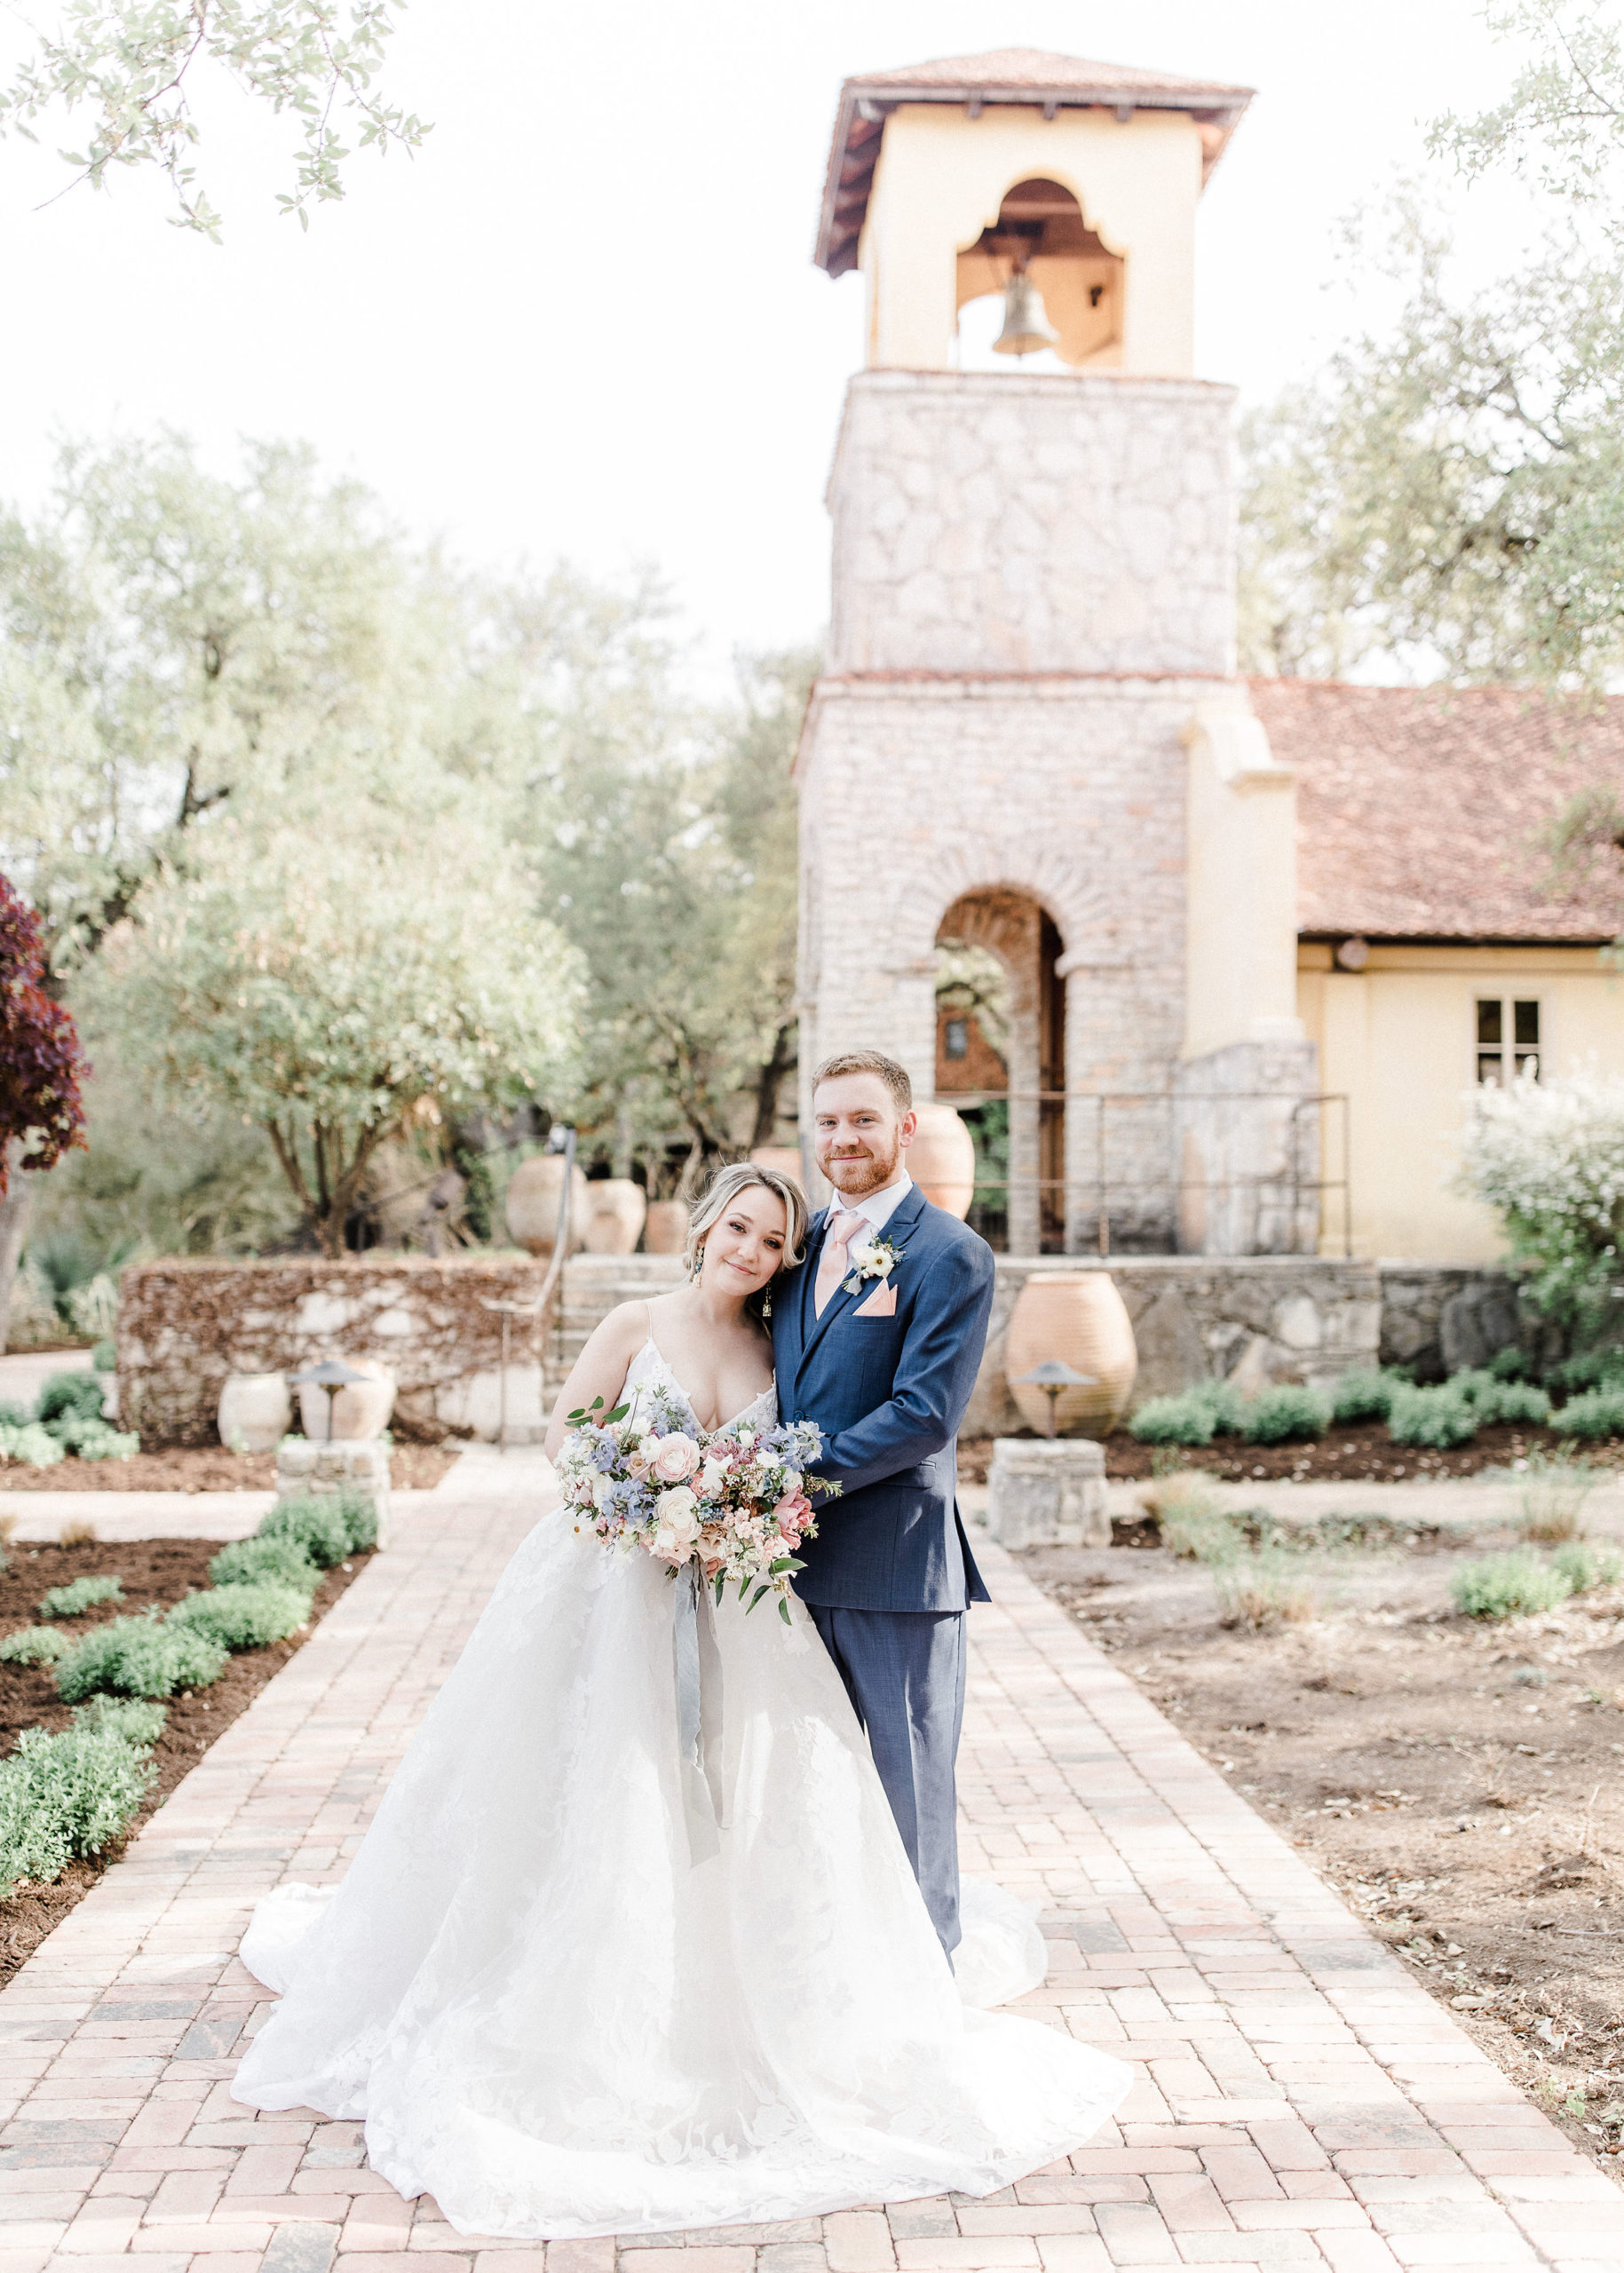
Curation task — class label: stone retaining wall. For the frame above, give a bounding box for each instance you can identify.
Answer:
[122,1250,1532,1449]
[119,1255,551,1447]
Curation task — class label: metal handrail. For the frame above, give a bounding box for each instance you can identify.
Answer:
[931,1088,1351,1258]
[479,1126,577,1453]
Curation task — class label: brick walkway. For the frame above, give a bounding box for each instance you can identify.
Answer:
[3,1485,1621,2273]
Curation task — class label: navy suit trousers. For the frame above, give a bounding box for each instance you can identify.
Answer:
[808,1603,968,1960]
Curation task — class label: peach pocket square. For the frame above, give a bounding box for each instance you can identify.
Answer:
[852,1279,897,1319]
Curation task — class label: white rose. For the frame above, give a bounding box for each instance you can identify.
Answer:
[700,1460,728,1496]
[781,1469,802,1496]
[654,1485,700,1546]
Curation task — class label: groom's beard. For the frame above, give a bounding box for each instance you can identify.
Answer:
[823,1131,901,1198]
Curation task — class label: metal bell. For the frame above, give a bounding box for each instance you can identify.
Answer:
[993,268,1058,357]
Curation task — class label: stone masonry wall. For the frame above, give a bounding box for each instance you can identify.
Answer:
[120,1255,552,1448]
[825,369,1237,677]
[798,677,1208,1232]
[964,1256,1383,1437]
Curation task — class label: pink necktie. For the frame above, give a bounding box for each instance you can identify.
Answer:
[814,1208,867,1316]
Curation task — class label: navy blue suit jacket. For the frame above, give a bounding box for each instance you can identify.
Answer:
[772,1184,994,1612]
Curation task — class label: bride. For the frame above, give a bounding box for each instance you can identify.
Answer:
[232,1161,1129,2240]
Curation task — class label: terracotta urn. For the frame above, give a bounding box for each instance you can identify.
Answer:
[505,1155,588,1256]
[580,1178,646,1255]
[644,1200,691,1255]
[749,1146,804,1187]
[297,1356,397,1442]
[1005,1272,1138,1439]
[217,1372,291,1454]
[907,1102,976,1220]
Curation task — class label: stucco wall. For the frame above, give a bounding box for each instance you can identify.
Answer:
[1299,944,1624,1262]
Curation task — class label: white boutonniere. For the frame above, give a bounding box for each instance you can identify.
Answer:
[843,1234,907,1296]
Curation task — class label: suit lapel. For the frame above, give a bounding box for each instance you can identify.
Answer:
[798,1184,928,1373]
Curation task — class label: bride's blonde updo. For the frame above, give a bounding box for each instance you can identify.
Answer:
[685,1161,809,1313]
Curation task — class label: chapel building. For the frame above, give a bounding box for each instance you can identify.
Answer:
[796,48,1624,1268]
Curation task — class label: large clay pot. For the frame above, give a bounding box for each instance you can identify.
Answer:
[749,1146,804,1187]
[505,1155,588,1256]
[1005,1271,1138,1439]
[644,1200,690,1255]
[907,1102,976,1220]
[218,1372,291,1454]
[297,1357,396,1442]
[580,1178,646,1255]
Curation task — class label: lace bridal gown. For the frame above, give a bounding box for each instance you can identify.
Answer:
[233,1342,1129,2239]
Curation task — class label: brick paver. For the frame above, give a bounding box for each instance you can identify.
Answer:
[4,1489,1620,2273]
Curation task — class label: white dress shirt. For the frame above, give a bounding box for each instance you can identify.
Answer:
[830,1170,913,1244]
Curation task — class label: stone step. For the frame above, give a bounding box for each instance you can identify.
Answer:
[545,1255,686,1390]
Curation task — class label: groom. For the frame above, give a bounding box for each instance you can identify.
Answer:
[773,1049,994,1960]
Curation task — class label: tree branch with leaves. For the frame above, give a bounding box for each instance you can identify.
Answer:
[0,0,428,236]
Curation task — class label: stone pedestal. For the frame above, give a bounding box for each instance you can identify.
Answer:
[985,1437,1109,1550]
[274,1437,392,1548]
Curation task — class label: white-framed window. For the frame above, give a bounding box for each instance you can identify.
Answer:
[1476,996,1541,1085]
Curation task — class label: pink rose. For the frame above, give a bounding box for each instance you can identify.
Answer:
[651,1432,701,1483]
[772,1490,812,1534]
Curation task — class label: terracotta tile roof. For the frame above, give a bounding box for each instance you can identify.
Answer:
[854,50,1253,98]
[1248,678,1624,942]
[815,50,1254,276]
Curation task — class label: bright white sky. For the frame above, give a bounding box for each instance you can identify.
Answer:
[0,1,1538,678]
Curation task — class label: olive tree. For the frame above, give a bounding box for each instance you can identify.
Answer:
[91,804,582,1255]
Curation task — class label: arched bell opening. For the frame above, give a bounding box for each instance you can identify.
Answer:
[935,890,1066,1255]
[955,177,1125,372]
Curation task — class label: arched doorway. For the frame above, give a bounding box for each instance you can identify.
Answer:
[935,891,1066,1255]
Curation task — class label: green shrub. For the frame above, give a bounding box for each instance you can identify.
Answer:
[1552,1386,1624,1440]
[329,1485,378,1553]
[1388,1383,1479,1448]
[38,1575,124,1620]
[1143,1472,1245,1562]
[36,1374,104,1427]
[1127,1380,1245,1447]
[71,1695,167,1745]
[1331,1368,1404,1423]
[0,1424,63,1469]
[91,1340,116,1373]
[53,1612,227,1703]
[67,1421,139,1462]
[257,1494,352,1568]
[0,1721,156,1897]
[1241,1385,1332,1445]
[1550,1540,1624,1593]
[1474,1378,1552,1427]
[0,1627,69,1666]
[168,1582,309,1651]
[0,1402,29,1430]
[1453,1549,1574,1619]
[208,1535,320,1592]
[1129,1392,1215,1446]
[1550,1344,1624,1396]
[1489,1345,1530,1382]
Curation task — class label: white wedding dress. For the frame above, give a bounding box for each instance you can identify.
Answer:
[232,1342,1129,2238]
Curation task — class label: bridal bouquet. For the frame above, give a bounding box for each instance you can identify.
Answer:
[556,1389,832,1623]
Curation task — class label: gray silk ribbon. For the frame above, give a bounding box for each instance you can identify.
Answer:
[673,1561,726,1865]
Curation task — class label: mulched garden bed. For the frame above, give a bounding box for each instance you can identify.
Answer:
[0,1441,458,1493]
[962,1422,1624,1486]
[1025,1531,1624,2181]
[0,1535,369,1990]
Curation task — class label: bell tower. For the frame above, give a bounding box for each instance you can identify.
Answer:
[799,51,1318,1257]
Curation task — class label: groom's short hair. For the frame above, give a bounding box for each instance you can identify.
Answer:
[812,1049,913,1115]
